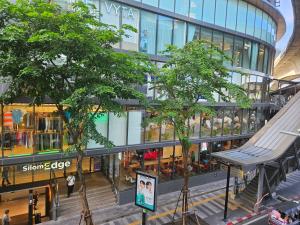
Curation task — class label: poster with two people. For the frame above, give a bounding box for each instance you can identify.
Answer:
[135,171,157,212]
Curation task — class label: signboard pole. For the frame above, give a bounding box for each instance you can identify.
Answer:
[142,209,147,225]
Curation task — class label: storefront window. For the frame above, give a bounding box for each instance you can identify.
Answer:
[242,40,252,69]
[256,76,263,101]
[200,113,211,137]
[87,113,108,149]
[187,24,200,42]
[203,0,216,24]
[250,42,258,70]
[263,47,269,74]
[236,1,247,33]
[233,37,244,67]
[189,0,203,20]
[212,110,223,136]
[144,112,160,143]
[257,44,265,72]
[108,113,127,146]
[233,109,242,135]
[223,34,234,66]
[175,0,189,16]
[173,20,186,48]
[248,75,257,100]
[140,11,157,54]
[241,74,249,95]
[242,109,249,134]
[190,113,201,139]
[201,27,212,42]
[157,16,173,54]
[161,120,174,141]
[223,109,233,136]
[128,111,143,145]
[215,0,226,27]
[212,31,223,51]
[121,5,140,51]
[249,109,257,132]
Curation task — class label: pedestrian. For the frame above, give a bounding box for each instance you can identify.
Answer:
[66,173,75,197]
[33,191,39,210]
[2,167,11,187]
[2,209,11,225]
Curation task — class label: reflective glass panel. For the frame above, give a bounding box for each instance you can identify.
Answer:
[242,40,252,69]
[233,37,244,67]
[159,0,175,12]
[173,20,187,48]
[257,44,265,72]
[236,1,247,33]
[201,27,212,42]
[223,34,234,66]
[226,0,237,30]
[254,8,262,39]
[242,109,249,134]
[215,0,227,27]
[140,11,157,54]
[250,42,258,70]
[189,0,203,20]
[188,24,200,42]
[203,0,216,24]
[261,13,268,42]
[175,0,189,16]
[157,16,173,54]
[263,47,269,74]
[267,16,272,43]
[246,4,255,36]
[212,31,223,50]
[142,0,158,7]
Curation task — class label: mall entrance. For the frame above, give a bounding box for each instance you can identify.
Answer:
[0,186,51,225]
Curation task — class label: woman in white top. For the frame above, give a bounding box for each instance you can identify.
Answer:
[66,173,76,197]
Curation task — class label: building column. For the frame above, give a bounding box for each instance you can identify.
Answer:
[256,164,265,212]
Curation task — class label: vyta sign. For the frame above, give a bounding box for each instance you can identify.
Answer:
[22,161,71,172]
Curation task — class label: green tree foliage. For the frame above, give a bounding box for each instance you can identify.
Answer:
[0,0,154,224]
[149,41,251,224]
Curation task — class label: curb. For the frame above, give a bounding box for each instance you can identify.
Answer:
[226,207,273,225]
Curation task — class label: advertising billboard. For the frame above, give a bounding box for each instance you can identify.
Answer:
[135,171,158,212]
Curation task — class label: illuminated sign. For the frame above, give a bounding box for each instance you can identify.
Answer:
[22,161,71,172]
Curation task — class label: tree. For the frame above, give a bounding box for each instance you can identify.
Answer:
[0,0,153,224]
[149,41,251,225]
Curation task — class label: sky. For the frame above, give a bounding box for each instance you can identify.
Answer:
[276,0,294,53]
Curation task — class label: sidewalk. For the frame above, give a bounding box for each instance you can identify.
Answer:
[42,178,250,225]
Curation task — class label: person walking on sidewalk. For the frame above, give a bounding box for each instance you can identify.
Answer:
[2,209,11,225]
[66,173,76,197]
[2,167,11,187]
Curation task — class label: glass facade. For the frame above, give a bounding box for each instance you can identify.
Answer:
[130,0,277,45]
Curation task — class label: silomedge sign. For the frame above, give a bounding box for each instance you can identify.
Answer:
[22,161,71,172]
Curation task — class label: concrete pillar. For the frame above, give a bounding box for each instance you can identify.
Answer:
[256,164,265,211]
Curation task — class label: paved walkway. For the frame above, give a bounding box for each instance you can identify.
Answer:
[42,178,251,225]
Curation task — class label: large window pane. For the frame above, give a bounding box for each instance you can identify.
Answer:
[226,0,237,30]
[161,121,174,141]
[140,11,157,54]
[87,113,108,149]
[157,16,173,54]
[267,16,272,44]
[233,37,244,67]
[223,34,234,66]
[189,0,203,20]
[212,109,223,136]
[254,8,262,39]
[203,0,216,24]
[201,27,212,42]
[257,44,265,72]
[242,40,252,69]
[188,24,200,42]
[242,109,249,134]
[190,114,201,139]
[261,13,268,42]
[109,113,127,146]
[159,0,175,12]
[142,0,158,7]
[127,111,142,145]
[212,31,223,50]
[121,6,140,51]
[215,0,227,27]
[173,20,186,48]
[263,47,269,74]
[236,1,247,33]
[246,4,255,36]
[175,0,189,16]
[250,42,258,70]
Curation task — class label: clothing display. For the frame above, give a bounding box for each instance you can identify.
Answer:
[37,117,61,131]
[3,112,13,129]
[1,132,33,149]
[12,109,23,124]
[36,133,61,151]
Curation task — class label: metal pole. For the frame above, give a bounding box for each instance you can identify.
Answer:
[28,190,33,225]
[223,165,231,221]
[142,209,147,225]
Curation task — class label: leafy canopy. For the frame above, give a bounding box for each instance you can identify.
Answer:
[0,0,154,150]
[150,41,251,141]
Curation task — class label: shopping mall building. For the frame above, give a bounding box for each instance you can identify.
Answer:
[0,0,289,222]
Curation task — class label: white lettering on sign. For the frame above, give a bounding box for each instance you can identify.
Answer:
[22,161,71,172]
[104,1,135,19]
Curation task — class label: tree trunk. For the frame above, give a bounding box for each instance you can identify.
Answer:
[181,139,190,225]
[77,152,94,225]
